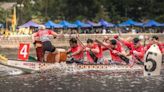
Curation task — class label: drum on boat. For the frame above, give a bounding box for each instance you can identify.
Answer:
[46,49,67,63]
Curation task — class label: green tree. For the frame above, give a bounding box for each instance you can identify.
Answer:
[0,8,7,23]
[1,0,164,23]
[94,5,110,22]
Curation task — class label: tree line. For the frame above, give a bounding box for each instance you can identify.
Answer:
[0,0,164,25]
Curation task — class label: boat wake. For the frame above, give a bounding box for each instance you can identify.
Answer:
[0,65,24,77]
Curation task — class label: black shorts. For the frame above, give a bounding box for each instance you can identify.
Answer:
[42,41,56,53]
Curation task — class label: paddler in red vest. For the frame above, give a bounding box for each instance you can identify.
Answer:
[67,38,84,64]
[32,25,57,62]
[104,39,127,64]
[85,39,104,64]
[120,37,145,64]
[145,35,163,54]
[131,38,145,64]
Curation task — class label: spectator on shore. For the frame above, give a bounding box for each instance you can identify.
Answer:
[102,28,106,34]
[132,28,137,34]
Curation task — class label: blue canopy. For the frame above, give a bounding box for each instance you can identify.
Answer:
[45,20,63,28]
[161,23,164,26]
[87,21,101,27]
[99,19,114,27]
[74,20,91,28]
[143,20,161,27]
[19,21,40,28]
[59,20,77,28]
[118,19,143,27]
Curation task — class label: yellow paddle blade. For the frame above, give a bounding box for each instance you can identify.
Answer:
[0,54,8,62]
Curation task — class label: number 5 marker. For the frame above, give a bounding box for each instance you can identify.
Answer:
[144,44,162,76]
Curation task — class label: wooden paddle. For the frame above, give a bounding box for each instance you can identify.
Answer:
[95,39,130,64]
[143,35,146,47]
[75,37,85,48]
[76,37,98,63]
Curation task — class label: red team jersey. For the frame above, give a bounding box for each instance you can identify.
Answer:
[122,40,144,59]
[86,43,103,63]
[109,42,123,62]
[146,43,163,53]
[35,30,54,42]
[70,45,84,60]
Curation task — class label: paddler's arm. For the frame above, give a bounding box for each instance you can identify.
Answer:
[115,36,130,47]
[66,48,73,58]
[71,46,83,56]
[101,42,111,51]
[48,30,57,39]
[119,39,130,47]
[67,47,83,58]
[133,48,145,58]
[113,46,126,56]
[66,48,71,54]
[51,31,58,39]
[119,48,127,56]
[90,46,100,54]
[95,40,110,49]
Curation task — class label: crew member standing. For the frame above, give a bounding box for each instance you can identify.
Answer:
[32,25,57,62]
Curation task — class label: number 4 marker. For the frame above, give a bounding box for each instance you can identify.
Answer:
[18,43,30,61]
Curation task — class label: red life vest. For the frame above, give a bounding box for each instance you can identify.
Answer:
[86,43,103,63]
[70,44,84,60]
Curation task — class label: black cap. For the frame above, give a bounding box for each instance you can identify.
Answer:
[87,39,93,43]
[69,38,77,44]
[110,39,117,45]
[133,37,140,44]
[152,35,159,40]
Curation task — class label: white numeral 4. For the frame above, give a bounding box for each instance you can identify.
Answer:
[20,45,28,58]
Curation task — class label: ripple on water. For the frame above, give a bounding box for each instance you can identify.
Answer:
[57,87,63,90]
[0,65,164,92]
[0,65,24,77]
[131,80,142,84]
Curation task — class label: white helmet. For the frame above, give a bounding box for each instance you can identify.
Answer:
[39,25,46,30]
